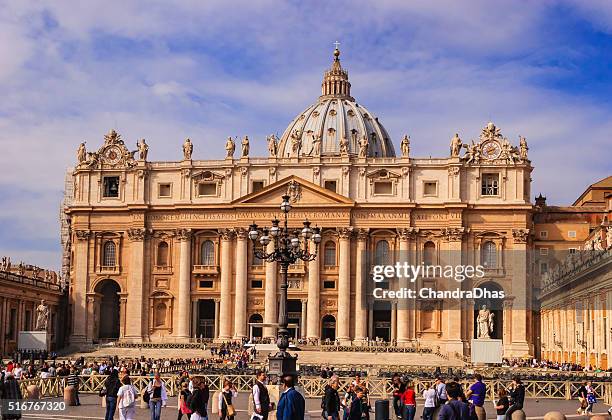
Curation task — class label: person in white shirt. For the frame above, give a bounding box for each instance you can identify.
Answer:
[12,364,23,380]
[422,383,436,420]
[116,375,138,420]
[218,379,238,420]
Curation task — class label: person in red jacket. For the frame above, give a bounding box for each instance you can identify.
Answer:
[401,381,417,420]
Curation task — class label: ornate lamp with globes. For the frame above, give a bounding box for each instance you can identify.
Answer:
[248,194,322,378]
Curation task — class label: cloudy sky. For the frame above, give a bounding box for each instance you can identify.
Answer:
[1,1,611,269]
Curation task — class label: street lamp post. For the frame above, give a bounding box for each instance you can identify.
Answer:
[248,194,321,378]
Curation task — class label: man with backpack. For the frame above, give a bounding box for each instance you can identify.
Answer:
[116,375,138,420]
[438,382,470,420]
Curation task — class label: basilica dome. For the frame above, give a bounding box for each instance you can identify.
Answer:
[277,48,396,158]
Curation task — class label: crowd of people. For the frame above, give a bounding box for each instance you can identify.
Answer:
[502,358,605,372]
[4,352,612,420]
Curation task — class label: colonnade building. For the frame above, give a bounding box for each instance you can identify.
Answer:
[64,48,535,357]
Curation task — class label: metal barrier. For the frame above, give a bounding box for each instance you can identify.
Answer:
[18,375,612,403]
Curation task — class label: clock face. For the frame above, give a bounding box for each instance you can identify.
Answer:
[481,140,501,160]
[104,146,122,165]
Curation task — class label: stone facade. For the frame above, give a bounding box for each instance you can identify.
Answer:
[0,259,66,355]
[64,48,535,357]
[539,184,612,368]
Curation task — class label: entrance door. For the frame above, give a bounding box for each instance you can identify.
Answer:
[97,280,120,339]
[287,300,301,339]
[249,314,263,341]
[321,315,336,341]
[198,300,215,339]
[373,301,391,341]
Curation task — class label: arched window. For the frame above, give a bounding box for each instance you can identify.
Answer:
[103,241,116,267]
[324,241,337,267]
[200,240,215,266]
[481,241,497,268]
[375,240,390,265]
[157,242,169,266]
[154,303,167,328]
[423,241,436,266]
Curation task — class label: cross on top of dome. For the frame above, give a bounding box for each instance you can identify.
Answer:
[321,41,353,101]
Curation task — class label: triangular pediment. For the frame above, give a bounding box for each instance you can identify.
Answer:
[233,175,354,207]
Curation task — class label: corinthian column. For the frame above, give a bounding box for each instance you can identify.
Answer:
[71,230,91,343]
[263,241,277,340]
[354,229,368,343]
[396,228,411,344]
[176,228,192,340]
[126,227,147,342]
[337,227,353,343]
[306,239,320,340]
[233,229,248,340]
[219,229,235,340]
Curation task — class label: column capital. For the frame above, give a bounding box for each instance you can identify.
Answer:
[301,298,308,304]
[75,230,91,241]
[512,228,530,244]
[214,298,221,303]
[127,228,148,241]
[355,228,369,242]
[397,227,418,241]
[175,228,193,241]
[235,227,248,240]
[219,228,236,241]
[441,227,466,242]
[337,227,353,239]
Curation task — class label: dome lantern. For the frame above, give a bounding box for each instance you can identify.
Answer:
[320,46,354,101]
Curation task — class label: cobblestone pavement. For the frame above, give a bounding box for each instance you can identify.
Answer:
[11,395,612,420]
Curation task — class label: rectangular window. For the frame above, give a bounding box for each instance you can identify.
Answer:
[540,262,548,274]
[569,248,577,254]
[324,180,337,193]
[323,280,336,289]
[540,231,548,239]
[199,280,213,288]
[158,183,171,198]
[568,230,576,238]
[250,279,263,289]
[481,174,499,196]
[423,181,437,197]
[24,310,32,330]
[197,183,217,197]
[103,176,120,198]
[251,181,265,193]
[374,181,393,195]
[539,248,549,256]
[9,308,17,340]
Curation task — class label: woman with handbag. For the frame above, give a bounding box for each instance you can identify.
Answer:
[146,371,168,420]
[102,369,121,420]
[218,379,238,420]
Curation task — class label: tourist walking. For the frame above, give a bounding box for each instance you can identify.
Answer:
[66,365,81,406]
[177,382,192,419]
[438,381,470,420]
[277,374,305,420]
[347,387,369,420]
[342,383,356,420]
[422,383,436,420]
[146,371,168,420]
[505,377,525,420]
[218,379,238,420]
[324,378,341,420]
[0,373,22,420]
[401,381,417,420]
[576,381,588,415]
[117,375,138,420]
[189,376,210,420]
[585,381,596,415]
[466,374,486,420]
[252,370,271,420]
[494,388,509,420]
[391,374,406,420]
[102,369,121,420]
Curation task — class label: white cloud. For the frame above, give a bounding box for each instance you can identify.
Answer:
[0,0,610,268]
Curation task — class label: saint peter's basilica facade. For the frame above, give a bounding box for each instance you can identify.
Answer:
[64,48,534,357]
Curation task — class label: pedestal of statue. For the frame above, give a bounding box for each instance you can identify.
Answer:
[18,331,50,351]
[471,338,502,364]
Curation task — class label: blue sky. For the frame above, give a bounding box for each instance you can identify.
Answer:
[1,0,611,269]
